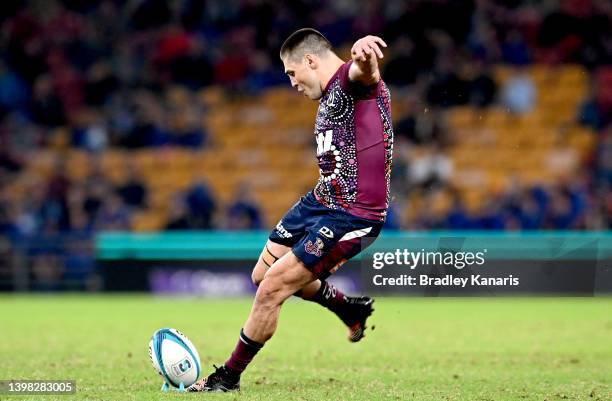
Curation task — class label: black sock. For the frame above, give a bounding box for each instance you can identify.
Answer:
[305,281,348,313]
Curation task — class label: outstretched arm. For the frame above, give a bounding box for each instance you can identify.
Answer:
[348,35,387,86]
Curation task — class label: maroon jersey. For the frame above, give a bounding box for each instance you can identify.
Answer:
[313,61,393,221]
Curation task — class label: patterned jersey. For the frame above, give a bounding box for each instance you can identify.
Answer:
[313,61,393,221]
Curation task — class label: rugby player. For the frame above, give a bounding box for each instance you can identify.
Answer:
[189,28,393,392]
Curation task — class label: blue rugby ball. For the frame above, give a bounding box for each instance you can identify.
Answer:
[148,328,201,388]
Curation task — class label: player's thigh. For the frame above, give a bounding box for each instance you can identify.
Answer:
[252,240,292,285]
[258,251,316,301]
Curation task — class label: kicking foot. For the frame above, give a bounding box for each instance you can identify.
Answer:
[343,296,374,342]
[187,365,240,392]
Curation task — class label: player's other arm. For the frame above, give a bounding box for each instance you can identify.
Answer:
[348,35,387,86]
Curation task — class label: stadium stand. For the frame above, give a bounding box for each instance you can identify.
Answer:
[0,0,610,237]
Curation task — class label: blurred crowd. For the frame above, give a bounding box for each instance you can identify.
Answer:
[0,0,611,241]
[0,155,264,235]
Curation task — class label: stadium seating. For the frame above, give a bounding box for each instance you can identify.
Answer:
[8,65,596,230]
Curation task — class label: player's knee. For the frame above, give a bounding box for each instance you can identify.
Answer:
[251,268,264,287]
[251,258,268,286]
[255,276,286,306]
[251,272,260,287]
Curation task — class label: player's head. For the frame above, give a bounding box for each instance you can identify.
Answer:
[280,28,335,100]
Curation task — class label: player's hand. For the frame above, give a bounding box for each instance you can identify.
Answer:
[351,35,387,63]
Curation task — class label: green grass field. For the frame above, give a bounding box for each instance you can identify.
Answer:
[1,295,611,401]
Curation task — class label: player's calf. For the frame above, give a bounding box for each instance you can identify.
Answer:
[303,280,375,342]
[192,252,315,393]
[253,241,374,342]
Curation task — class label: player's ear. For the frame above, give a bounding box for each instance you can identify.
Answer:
[304,54,318,70]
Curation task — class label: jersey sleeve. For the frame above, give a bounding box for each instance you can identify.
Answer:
[337,60,380,100]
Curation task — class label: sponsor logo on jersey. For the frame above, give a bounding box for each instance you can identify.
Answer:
[275,222,292,238]
[316,130,333,155]
[304,237,325,257]
[326,91,336,107]
[318,226,334,239]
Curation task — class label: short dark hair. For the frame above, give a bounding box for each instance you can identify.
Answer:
[280,28,333,61]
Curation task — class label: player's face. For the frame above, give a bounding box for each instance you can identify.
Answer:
[282,55,322,100]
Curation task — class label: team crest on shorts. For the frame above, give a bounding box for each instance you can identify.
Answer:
[304,237,325,257]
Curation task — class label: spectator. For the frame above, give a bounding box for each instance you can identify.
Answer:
[0,59,29,115]
[185,182,216,229]
[383,36,419,87]
[117,161,148,209]
[82,181,105,225]
[0,146,23,174]
[445,194,471,229]
[122,90,171,148]
[83,61,118,107]
[501,30,531,65]
[474,199,506,230]
[513,189,546,230]
[29,75,66,127]
[95,192,130,231]
[167,93,207,148]
[0,195,16,235]
[578,85,606,130]
[500,67,536,114]
[245,51,286,93]
[40,159,71,232]
[468,61,497,108]
[169,37,213,89]
[426,55,469,108]
[406,144,453,191]
[165,196,192,230]
[595,126,612,187]
[545,188,579,229]
[225,184,263,230]
[71,109,109,151]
